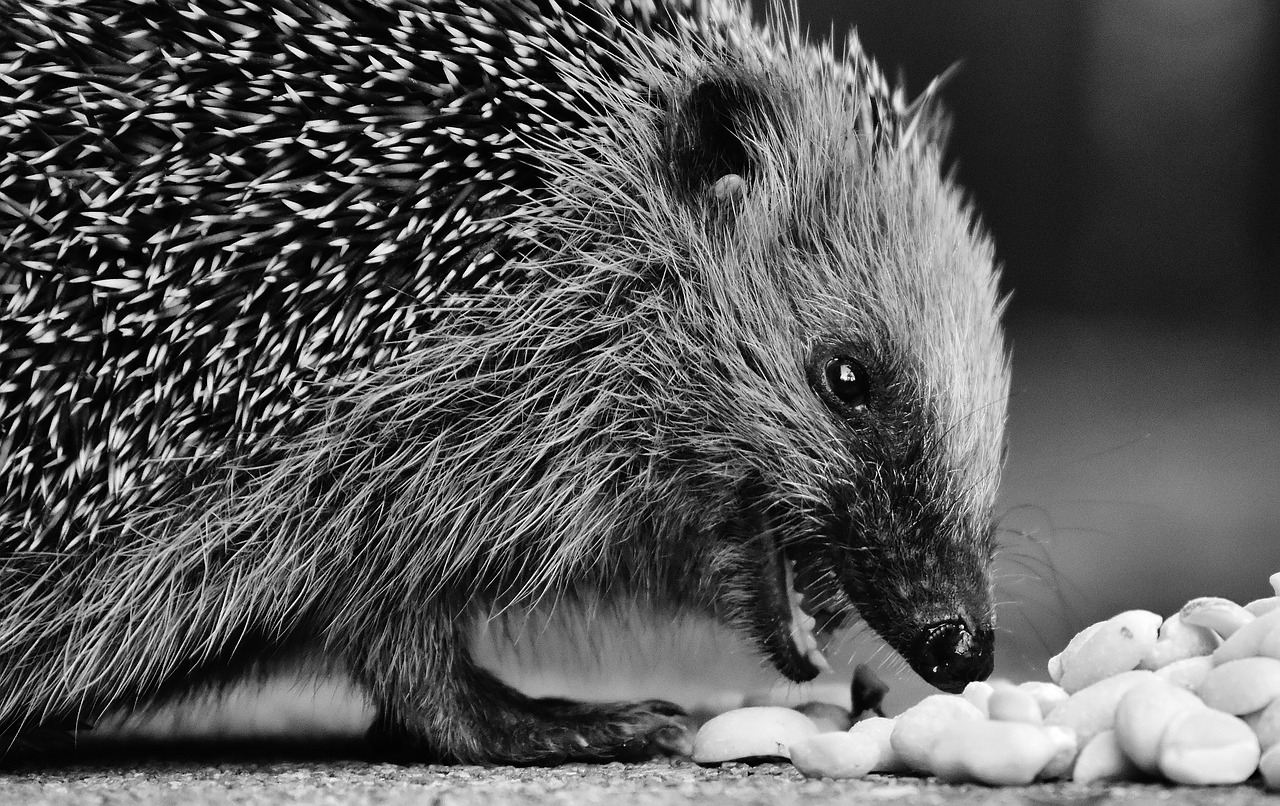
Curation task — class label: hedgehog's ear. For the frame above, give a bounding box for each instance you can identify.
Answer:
[662,77,770,213]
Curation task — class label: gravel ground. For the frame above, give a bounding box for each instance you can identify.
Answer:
[3,758,1279,806]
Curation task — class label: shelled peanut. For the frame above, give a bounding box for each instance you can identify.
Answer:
[690,570,1280,788]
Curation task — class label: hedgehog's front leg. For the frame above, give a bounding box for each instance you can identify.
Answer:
[349,602,690,764]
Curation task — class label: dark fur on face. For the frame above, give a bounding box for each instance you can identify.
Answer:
[0,0,1007,763]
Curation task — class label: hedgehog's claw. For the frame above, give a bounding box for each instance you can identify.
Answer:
[484,697,692,764]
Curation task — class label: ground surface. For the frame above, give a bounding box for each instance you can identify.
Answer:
[3,759,1279,806]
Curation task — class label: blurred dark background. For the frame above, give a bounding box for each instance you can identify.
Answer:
[791,0,1280,689]
[830,0,1280,321]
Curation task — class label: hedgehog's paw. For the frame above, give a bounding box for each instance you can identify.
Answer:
[371,693,690,764]
[521,696,692,763]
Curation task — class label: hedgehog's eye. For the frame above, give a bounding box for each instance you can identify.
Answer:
[825,356,870,410]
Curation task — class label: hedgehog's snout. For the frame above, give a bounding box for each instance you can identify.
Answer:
[906,617,995,693]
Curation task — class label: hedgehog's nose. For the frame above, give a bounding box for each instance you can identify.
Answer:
[909,619,995,693]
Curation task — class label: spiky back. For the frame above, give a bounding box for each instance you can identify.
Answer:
[0,0,717,550]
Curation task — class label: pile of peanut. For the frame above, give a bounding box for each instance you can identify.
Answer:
[692,572,1280,787]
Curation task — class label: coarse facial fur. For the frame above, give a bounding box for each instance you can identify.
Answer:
[0,0,1009,762]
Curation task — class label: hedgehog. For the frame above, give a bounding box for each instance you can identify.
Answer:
[0,0,1010,763]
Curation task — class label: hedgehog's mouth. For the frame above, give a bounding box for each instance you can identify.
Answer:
[757,531,853,681]
[732,478,853,681]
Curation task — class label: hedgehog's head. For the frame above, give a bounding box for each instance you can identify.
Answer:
[606,53,1010,691]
